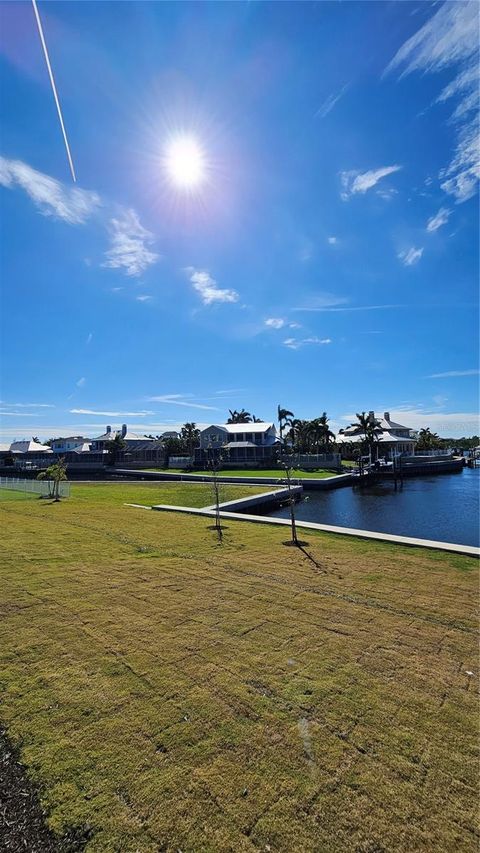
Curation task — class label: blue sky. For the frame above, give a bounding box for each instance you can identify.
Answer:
[0,0,478,441]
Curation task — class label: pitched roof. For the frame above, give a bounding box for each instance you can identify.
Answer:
[10,440,53,453]
[205,422,275,434]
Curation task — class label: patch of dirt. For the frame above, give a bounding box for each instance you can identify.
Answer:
[0,726,91,852]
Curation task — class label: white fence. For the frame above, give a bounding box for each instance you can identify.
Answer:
[0,476,70,497]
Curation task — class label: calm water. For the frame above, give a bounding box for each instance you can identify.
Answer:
[268,467,480,547]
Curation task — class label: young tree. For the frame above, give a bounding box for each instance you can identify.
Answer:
[277,448,300,547]
[37,457,68,501]
[206,445,227,543]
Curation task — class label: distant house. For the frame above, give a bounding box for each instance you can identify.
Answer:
[160,431,180,441]
[338,411,417,457]
[196,422,281,464]
[51,436,91,453]
[91,424,155,452]
[9,439,52,454]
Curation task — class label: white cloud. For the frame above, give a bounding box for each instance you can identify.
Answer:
[398,247,423,266]
[70,409,155,417]
[103,209,159,277]
[426,207,452,232]
[427,369,479,379]
[0,156,100,224]
[288,322,302,329]
[315,83,349,119]
[186,268,239,305]
[0,402,54,408]
[136,295,153,302]
[265,318,285,329]
[327,236,338,245]
[298,302,405,313]
[283,336,332,350]
[146,394,219,411]
[85,332,93,345]
[76,377,86,388]
[0,410,38,417]
[340,165,402,199]
[386,0,479,203]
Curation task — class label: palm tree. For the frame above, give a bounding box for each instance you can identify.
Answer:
[416,427,442,451]
[288,419,312,453]
[308,413,336,452]
[227,408,252,424]
[352,411,381,462]
[180,422,200,455]
[277,406,294,441]
[37,457,67,501]
[106,432,126,465]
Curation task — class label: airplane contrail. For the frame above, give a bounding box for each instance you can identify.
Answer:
[31,0,76,182]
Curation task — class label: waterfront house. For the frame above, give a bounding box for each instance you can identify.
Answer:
[9,439,52,454]
[91,424,155,452]
[51,436,91,453]
[196,422,281,464]
[338,411,417,458]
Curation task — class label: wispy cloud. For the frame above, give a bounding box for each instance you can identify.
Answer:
[297,302,405,313]
[0,401,54,408]
[340,165,402,200]
[426,369,479,379]
[85,332,93,345]
[0,157,160,279]
[0,156,100,223]
[398,247,423,266]
[136,295,153,302]
[186,268,239,305]
[386,0,479,203]
[264,318,285,329]
[283,336,332,350]
[315,82,349,119]
[426,207,452,232]
[327,236,338,245]
[70,409,155,417]
[146,394,219,411]
[0,409,38,417]
[76,377,86,388]
[103,209,159,277]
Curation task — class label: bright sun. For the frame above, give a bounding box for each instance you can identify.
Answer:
[164,136,206,189]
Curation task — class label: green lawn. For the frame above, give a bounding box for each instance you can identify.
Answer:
[0,484,478,851]
[148,468,341,479]
[0,481,270,510]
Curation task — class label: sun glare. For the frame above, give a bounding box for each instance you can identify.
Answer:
[164,136,206,189]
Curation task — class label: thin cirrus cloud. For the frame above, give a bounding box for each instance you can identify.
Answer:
[0,156,159,278]
[76,377,86,387]
[185,268,239,305]
[70,409,155,417]
[426,207,452,232]
[146,394,220,411]
[136,295,153,302]
[102,209,159,277]
[385,0,479,203]
[426,369,480,379]
[0,156,100,223]
[314,82,350,119]
[0,401,54,408]
[398,247,423,266]
[283,336,332,350]
[340,165,402,200]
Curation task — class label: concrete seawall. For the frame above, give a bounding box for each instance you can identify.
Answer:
[114,468,354,490]
[126,503,479,558]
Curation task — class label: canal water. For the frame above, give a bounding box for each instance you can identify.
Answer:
[267,467,480,547]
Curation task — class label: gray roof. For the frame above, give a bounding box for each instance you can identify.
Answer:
[204,422,275,435]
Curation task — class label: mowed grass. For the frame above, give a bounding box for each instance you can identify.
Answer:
[150,468,339,479]
[0,484,478,852]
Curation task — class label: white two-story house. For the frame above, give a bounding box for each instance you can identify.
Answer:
[196,422,281,464]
